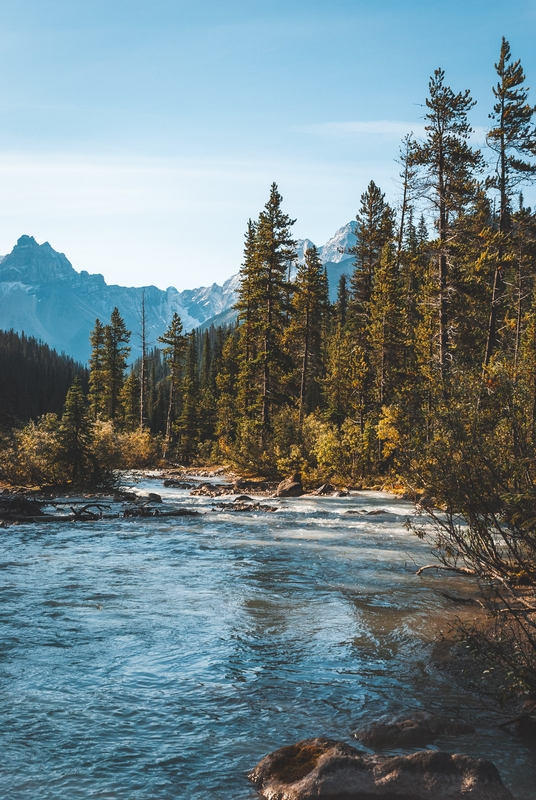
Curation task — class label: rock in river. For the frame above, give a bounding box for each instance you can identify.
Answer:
[248,737,514,800]
[353,711,474,749]
[275,473,304,497]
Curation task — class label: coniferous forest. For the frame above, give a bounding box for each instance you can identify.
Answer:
[3,38,536,695]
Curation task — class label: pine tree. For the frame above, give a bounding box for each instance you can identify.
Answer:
[410,68,481,376]
[484,38,536,366]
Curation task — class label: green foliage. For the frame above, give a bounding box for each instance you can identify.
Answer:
[0,329,88,426]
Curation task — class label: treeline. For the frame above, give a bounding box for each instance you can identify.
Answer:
[43,39,536,493]
[0,329,88,426]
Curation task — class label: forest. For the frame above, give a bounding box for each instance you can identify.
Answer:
[2,37,536,698]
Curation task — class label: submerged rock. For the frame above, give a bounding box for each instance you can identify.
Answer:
[214,501,277,513]
[162,478,195,488]
[249,737,513,800]
[353,711,474,749]
[275,473,304,497]
[190,482,228,497]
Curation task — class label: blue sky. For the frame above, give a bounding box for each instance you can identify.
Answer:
[0,0,534,288]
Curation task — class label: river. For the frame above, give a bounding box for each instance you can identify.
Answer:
[1,478,534,798]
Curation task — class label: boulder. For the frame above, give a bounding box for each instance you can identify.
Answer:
[249,737,514,800]
[353,712,474,749]
[275,473,304,498]
[162,478,195,488]
[314,483,335,495]
[146,492,162,503]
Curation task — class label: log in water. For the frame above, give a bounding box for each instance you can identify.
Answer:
[0,478,534,798]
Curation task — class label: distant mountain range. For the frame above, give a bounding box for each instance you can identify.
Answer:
[0,223,356,363]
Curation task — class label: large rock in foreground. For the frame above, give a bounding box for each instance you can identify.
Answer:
[248,737,514,800]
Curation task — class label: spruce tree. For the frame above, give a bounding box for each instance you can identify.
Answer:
[58,377,94,485]
[176,331,199,463]
[235,183,297,439]
[138,290,149,428]
[120,370,141,429]
[290,245,329,420]
[235,219,259,420]
[215,328,240,449]
[198,330,216,444]
[88,319,106,419]
[335,274,349,328]
[367,242,403,407]
[158,312,187,453]
[348,181,394,336]
[103,308,131,420]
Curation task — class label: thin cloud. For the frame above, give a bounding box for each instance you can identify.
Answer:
[296,120,426,138]
[297,120,488,144]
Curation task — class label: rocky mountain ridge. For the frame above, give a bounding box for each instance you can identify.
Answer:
[0,223,356,363]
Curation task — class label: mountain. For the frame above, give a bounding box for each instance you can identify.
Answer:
[0,235,240,363]
[0,223,357,363]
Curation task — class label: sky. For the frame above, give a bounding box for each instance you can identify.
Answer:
[0,0,535,289]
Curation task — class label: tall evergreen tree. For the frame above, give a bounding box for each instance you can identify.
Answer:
[158,312,187,453]
[235,219,259,420]
[198,330,217,444]
[367,242,403,407]
[58,377,94,485]
[120,370,141,429]
[410,68,481,376]
[484,38,536,366]
[103,308,131,420]
[176,331,199,463]
[335,274,349,328]
[235,183,297,438]
[138,290,149,428]
[348,181,394,336]
[290,245,329,420]
[88,319,106,419]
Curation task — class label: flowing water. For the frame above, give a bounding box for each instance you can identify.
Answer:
[1,478,535,799]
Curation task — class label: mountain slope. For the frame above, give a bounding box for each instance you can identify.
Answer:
[0,224,357,362]
[0,236,240,362]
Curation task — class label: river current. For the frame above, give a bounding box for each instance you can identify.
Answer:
[1,478,535,799]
